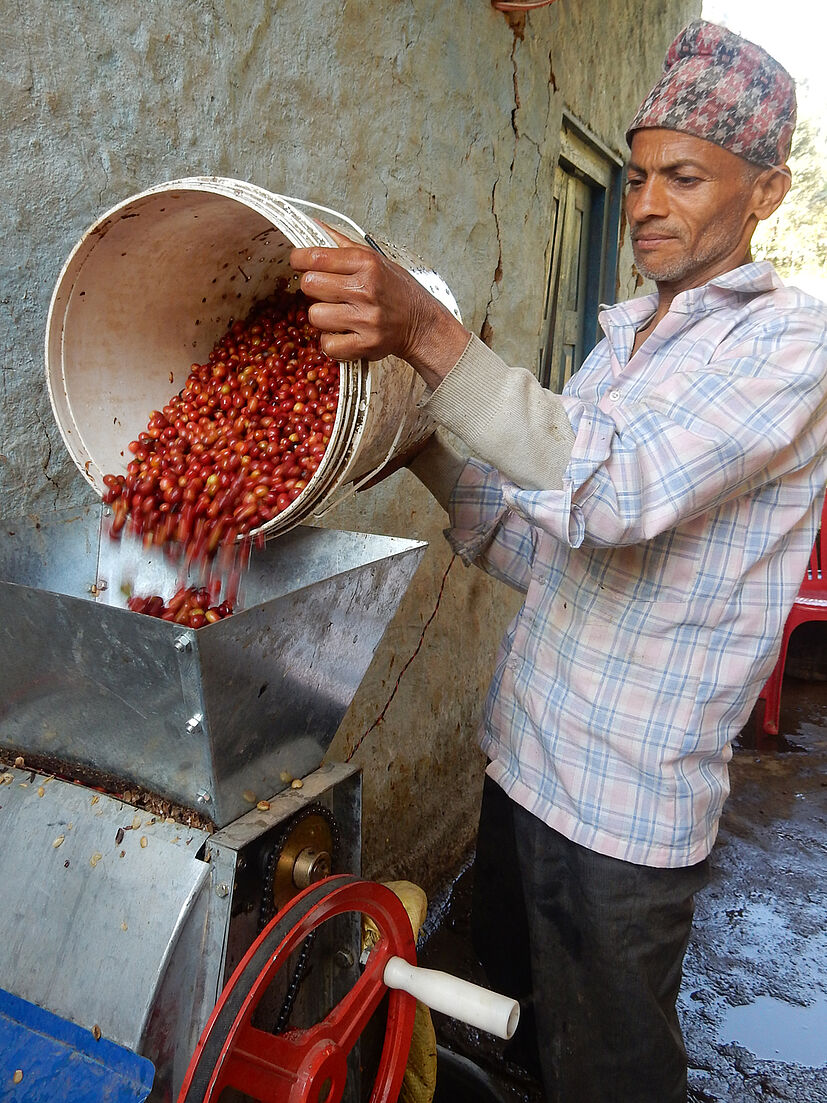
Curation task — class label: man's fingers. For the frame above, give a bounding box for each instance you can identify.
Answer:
[306,300,364,333]
[288,225,429,366]
[318,330,365,361]
[310,301,386,362]
[320,223,365,249]
[299,269,359,305]
[290,225,373,277]
[290,244,364,275]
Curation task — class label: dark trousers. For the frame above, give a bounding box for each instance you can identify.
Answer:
[471,775,710,1103]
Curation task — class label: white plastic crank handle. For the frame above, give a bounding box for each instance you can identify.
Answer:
[383,956,520,1040]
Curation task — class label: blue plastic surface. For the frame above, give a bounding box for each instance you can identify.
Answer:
[0,988,155,1102]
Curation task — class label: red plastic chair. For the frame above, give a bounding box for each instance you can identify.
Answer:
[758,493,827,735]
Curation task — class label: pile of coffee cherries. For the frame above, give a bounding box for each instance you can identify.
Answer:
[104,284,340,624]
[127,586,234,627]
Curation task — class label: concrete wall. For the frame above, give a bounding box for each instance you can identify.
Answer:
[1,0,698,896]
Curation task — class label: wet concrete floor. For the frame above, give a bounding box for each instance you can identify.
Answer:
[418,674,827,1102]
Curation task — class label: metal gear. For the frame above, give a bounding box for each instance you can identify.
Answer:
[258,802,340,933]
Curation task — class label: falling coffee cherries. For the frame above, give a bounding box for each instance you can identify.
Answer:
[104,285,340,624]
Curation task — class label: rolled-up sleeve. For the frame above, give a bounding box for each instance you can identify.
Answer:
[446,459,536,593]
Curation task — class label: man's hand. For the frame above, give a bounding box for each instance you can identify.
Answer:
[290,227,471,390]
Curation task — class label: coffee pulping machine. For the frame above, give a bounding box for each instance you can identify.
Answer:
[0,507,517,1102]
[0,178,518,1102]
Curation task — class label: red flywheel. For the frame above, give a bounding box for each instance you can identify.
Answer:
[177,874,418,1103]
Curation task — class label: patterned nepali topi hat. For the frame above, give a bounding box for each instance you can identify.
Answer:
[626,20,796,167]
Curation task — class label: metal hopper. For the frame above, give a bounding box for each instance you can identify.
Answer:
[0,503,426,827]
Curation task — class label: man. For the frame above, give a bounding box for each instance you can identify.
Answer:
[291,21,827,1102]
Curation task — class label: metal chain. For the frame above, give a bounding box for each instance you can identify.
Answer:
[274,930,318,1033]
[257,803,340,1033]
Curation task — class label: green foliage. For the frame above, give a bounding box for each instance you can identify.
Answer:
[752,114,827,277]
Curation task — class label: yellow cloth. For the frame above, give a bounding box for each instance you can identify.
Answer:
[362,880,437,1103]
[399,1000,438,1103]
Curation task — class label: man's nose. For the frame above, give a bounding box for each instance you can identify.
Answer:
[627,177,669,220]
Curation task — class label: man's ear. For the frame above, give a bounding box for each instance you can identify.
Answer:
[753,165,792,222]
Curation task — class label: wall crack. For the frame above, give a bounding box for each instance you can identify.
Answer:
[509,35,521,172]
[34,408,60,509]
[480,178,503,347]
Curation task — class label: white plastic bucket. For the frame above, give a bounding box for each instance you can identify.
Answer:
[45,177,461,539]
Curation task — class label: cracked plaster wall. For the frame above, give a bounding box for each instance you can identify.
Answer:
[1,0,698,894]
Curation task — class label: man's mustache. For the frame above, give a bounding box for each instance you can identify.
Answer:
[630,223,680,241]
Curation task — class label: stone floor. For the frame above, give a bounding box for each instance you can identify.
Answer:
[418,674,827,1102]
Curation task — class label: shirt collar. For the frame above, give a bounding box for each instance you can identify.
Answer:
[667,261,784,313]
[596,262,784,376]
[600,261,783,325]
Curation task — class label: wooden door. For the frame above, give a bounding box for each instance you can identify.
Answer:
[539,166,591,392]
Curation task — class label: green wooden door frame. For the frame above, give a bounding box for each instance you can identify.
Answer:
[539,116,623,392]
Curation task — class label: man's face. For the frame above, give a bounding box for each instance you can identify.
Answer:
[625,130,765,292]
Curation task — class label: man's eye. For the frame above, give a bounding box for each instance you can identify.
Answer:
[626,178,643,189]
[674,176,700,186]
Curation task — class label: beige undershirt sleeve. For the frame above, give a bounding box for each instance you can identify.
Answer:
[418,333,576,492]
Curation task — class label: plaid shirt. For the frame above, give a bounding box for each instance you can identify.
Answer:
[447,263,827,867]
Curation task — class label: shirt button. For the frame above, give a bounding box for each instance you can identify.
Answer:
[608,389,621,401]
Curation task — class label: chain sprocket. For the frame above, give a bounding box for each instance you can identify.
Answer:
[258,802,340,932]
